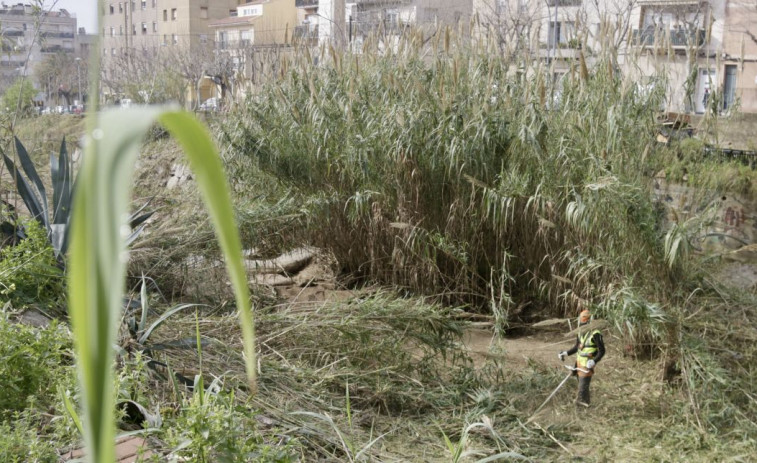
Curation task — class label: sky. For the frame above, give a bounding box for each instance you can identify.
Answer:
[50,0,98,34]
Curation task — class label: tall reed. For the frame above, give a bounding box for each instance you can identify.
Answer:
[226,34,669,326]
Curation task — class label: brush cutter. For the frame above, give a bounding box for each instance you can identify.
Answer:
[527,365,590,422]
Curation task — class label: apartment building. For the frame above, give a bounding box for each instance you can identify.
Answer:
[294,0,474,49]
[722,0,757,113]
[209,0,297,48]
[474,0,757,114]
[0,3,77,86]
[101,0,241,55]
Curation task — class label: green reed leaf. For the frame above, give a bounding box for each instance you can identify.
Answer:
[69,107,255,463]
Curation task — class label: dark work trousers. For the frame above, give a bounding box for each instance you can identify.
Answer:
[577,376,592,405]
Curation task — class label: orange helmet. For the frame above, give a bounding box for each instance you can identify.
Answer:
[579,310,591,324]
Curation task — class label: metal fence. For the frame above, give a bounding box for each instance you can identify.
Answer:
[703,146,757,169]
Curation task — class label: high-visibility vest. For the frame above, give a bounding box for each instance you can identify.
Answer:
[576,329,601,377]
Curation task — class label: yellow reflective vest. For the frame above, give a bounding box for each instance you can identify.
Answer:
[576,329,601,377]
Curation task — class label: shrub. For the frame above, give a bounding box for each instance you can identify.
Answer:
[0,315,73,416]
[0,219,64,309]
[164,383,294,462]
[0,413,59,463]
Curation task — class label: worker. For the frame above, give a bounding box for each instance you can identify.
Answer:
[558,309,605,406]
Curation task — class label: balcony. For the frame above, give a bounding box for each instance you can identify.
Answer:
[41,31,75,39]
[633,27,706,48]
[217,39,252,50]
[295,0,317,7]
[546,0,582,6]
[41,44,74,53]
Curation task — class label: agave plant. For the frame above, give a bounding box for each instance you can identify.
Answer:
[1,137,152,261]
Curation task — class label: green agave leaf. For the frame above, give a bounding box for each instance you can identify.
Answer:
[1,150,45,224]
[137,303,206,345]
[138,275,149,334]
[51,137,72,226]
[69,107,255,463]
[14,137,50,231]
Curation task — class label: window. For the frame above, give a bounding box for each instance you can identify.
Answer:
[163,9,167,21]
[119,25,123,35]
[548,21,574,46]
[119,3,123,13]
[132,24,137,35]
[141,0,146,10]
[163,34,168,45]
[200,7,208,19]
[171,8,177,20]
[384,9,398,26]
[111,48,116,56]
[152,0,156,7]
[110,27,115,36]
[199,34,208,44]
[241,29,252,46]
[172,33,177,44]
[141,22,147,34]
[109,4,114,14]
[152,21,157,32]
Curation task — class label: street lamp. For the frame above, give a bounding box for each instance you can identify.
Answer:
[75,57,82,107]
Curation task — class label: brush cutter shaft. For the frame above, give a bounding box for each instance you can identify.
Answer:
[528,371,573,421]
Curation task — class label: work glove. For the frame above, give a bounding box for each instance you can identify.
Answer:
[586,359,596,369]
[558,351,567,362]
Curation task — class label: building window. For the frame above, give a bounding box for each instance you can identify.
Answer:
[241,29,252,46]
[132,24,137,35]
[200,7,208,19]
[152,0,156,7]
[118,3,123,13]
[163,34,168,45]
[548,21,574,46]
[163,9,167,21]
[172,33,177,44]
[141,0,146,10]
[110,27,115,36]
[152,21,157,32]
[119,25,123,35]
[112,48,116,56]
[171,8,177,20]
[199,34,208,44]
[109,4,114,14]
[142,22,147,34]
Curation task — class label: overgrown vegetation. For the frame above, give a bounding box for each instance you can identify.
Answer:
[1,26,757,462]
[225,42,669,330]
[0,219,63,308]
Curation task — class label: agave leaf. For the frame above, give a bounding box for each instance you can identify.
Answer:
[116,400,162,428]
[2,150,45,224]
[50,223,67,257]
[51,137,72,225]
[137,303,205,345]
[124,223,148,247]
[14,137,50,231]
[69,107,255,463]
[129,211,154,229]
[138,275,149,334]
